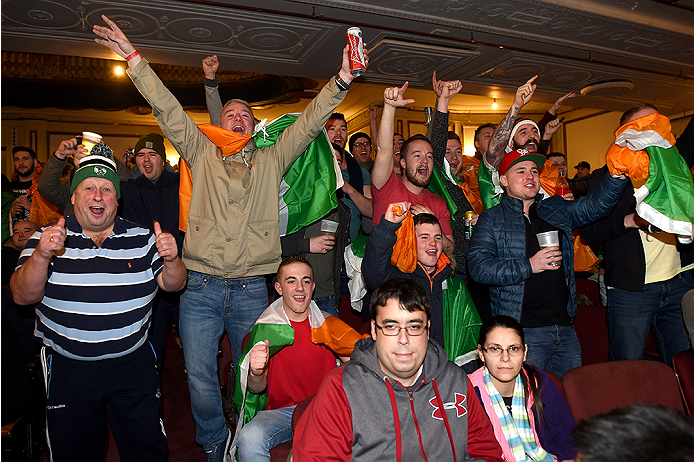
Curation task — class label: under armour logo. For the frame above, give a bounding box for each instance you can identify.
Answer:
[94,166,107,176]
[429,393,467,420]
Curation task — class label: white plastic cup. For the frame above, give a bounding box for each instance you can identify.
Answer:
[537,230,561,267]
[82,131,102,154]
[320,219,339,237]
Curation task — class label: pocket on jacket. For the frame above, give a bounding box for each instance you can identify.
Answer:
[246,220,279,267]
[185,216,216,264]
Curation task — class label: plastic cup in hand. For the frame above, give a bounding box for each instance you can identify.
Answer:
[82,131,102,154]
[537,230,561,267]
[320,219,339,237]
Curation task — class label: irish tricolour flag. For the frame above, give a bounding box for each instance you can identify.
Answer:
[607,113,694,244]
[230,298,365,458]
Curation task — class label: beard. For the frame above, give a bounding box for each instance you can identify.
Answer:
[515,137,539,152]
[404,163,431,188]
[17,162,35,179]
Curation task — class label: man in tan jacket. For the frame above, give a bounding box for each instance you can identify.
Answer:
[94,15,366,462]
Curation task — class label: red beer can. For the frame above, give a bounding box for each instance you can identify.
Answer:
[346,27,366,77]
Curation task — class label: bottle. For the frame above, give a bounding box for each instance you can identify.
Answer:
[555,170,569,197]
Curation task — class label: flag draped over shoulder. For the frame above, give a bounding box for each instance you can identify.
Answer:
[230,298,366,457]
[254,113,338,237]
[344,235,369,312]
[428,160,483,227]
[179,116,337,235]
[606,113,694,243]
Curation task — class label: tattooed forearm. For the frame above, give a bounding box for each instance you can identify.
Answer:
[485,105,520,169]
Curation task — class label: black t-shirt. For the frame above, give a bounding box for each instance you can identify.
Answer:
[520,203,571,328]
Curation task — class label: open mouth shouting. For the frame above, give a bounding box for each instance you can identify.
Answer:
[89,205,105,217]
[231,124,246,135]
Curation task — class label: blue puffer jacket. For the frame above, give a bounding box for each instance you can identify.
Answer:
[467,173,626,321]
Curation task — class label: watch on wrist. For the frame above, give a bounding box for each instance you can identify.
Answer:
[335,74,352,91]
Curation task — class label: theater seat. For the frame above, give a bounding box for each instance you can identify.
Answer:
[673,350,694,415]
[562,360,684,422]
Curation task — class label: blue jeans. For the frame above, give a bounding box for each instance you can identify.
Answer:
[179,272,268,451]
[523,324,582,379]
[314,295,339,318]
[237,405,295,462]
[607,271,693,365]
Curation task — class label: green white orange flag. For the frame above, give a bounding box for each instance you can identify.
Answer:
[230,298,366,458]
[253,114,339,236]
[606,113,694,243]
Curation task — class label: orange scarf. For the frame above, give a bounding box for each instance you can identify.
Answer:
[178,124,251,232]
[391,212,451,274]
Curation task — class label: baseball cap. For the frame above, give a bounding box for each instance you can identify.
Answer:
[499,148,546,175]
[574,161,590,170]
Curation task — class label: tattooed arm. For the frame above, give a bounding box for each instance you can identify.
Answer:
[485,75,537,170]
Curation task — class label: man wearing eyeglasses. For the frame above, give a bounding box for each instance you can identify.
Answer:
[294,279,503,461]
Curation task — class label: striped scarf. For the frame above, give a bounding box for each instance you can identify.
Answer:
[483,367,553,462]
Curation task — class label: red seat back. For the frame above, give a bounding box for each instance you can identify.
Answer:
[673,350,694,415]
[562,360,684,422]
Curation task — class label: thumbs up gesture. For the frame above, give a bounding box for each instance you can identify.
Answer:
[37,218,67,259]
[154,221,178,262]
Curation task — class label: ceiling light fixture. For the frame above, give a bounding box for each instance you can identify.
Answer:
[492,98,498,110]
[114,66,124,76]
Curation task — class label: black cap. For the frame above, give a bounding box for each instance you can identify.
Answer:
[574,161,590,170]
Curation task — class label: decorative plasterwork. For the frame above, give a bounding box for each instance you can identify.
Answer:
[465,52,694,108]
[364,34,480,87]
[292,0,694,68]
[1,0,339,64]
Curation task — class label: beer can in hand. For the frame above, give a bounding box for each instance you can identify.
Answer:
[347,27,366,76]
[464,211,474,240]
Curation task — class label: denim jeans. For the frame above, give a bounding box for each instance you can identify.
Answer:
[607,270,693,365]
[314,295,339,318]
[179,271,268,451]
[523,324,582,379]
[236,405,295,462]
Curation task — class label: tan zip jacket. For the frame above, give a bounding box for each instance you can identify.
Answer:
[128,59,346,278]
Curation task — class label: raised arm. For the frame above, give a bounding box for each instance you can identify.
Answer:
[431,71,462,172]
[94,15,210,166]
[373,83,415,189]
[485,75,537,170]
[38,139,86,211]
[203,55,223,126]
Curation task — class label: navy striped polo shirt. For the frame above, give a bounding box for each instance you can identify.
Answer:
[17,214,163,360]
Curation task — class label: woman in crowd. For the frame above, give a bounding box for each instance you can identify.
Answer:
[469,316,577,461]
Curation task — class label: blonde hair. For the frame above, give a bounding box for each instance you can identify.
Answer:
[219,99,255,125]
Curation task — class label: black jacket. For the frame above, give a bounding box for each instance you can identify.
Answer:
[363,218,452,346]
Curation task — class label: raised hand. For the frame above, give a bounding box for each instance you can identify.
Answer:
[36,218,67,259]
[433,71,462,101]
[93,15,138,62]
[543,118,562,139]
[202,55,219,80]
[384,201,411,224]
[10,196,31,217]
[549,92,576,115]
[249,340,270,377]
[339,43,369,85]
[515,75,538,108]
[383,82,415,108]
[55,137,87,161]
[154,221,178,262]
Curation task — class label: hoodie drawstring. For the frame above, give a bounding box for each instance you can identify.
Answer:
[433,380,457,462]
[385,379,403,462]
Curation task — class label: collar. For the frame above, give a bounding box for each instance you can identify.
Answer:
[65,214,126,236]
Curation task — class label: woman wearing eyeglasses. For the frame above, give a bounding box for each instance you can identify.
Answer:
[469,315,577,462]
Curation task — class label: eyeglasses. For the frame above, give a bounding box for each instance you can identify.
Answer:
[481,345,525,357]
[375,323,427,336]
[353,142,371,148]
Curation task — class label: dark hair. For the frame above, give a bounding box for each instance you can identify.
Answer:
[370,278,431,321]
[348,132,372,152]
[546,152,566,160]
[393,132,404,140]
[620,103,658,126]
[413,213,440,229]
[447,131,461,143]
[400,134,431,160]
[328,112,346,123]
[478,315,547,428]
[573,404,694,462]
[12,146,37,159]
[474,123,496,141]
[277,256,313,278]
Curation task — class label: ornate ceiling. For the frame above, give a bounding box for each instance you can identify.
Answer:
[2,0,694,114]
